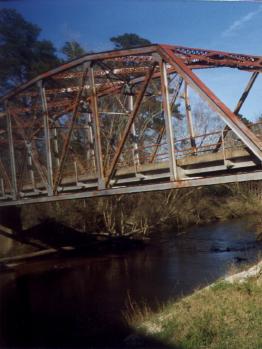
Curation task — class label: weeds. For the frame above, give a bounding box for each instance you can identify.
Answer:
[20,182,262,236]
[128,270,262,349]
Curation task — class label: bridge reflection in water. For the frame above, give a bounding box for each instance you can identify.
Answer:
[0,44,262,206]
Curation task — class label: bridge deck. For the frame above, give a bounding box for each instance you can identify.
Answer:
[0,145,261,206]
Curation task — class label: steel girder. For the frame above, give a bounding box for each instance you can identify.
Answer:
[0,44,261,206]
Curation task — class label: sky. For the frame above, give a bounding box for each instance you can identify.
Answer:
[1,0,262,120]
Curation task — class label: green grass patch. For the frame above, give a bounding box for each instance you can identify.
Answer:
[128,276,262,349]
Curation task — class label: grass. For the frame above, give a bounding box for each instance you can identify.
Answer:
[127,271,262,349]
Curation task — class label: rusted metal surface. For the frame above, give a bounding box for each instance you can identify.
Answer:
[214,71,259,152]
[1,170,262,207]
[53,66,89,193]
[158,45,262,161]
[39,80,54,196]
[89,63,105,189]
[150,75,183,163]
[184,82,196,153]
[105,64,156,187]
[0,44,262,206]
[158,58,177,180]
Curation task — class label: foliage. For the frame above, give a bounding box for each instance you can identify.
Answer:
[0,8,59,95]
[110,33,151,49]
[61,40,86,60]
[20,182,262,236]
[237,113,252,126]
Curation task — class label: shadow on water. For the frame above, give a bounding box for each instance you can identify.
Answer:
[0,260,178,349]
[0,218,261,348]
[22,219,146,253]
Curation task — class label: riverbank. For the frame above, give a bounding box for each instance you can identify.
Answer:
[0,220,147,271]
[127,260,262,349]
[2,182,262,260]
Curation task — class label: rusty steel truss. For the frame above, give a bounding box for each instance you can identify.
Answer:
[0,44,262,206]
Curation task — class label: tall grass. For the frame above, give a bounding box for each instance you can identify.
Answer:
[126,270,262,349]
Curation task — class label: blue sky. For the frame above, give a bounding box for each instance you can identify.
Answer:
[1,0,262,120]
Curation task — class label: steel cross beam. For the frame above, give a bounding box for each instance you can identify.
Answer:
[158,45,262,162]
[214,71,259,152]
[1,170,262,207]
[105,64,157,187]
[9,111,49,189]
[2,44,262,103]
[0,46,157,102]
[53,65,89,194]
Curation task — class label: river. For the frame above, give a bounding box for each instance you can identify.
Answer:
[0,218,261,348]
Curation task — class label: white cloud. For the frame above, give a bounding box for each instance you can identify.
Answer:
[222,5,262,37]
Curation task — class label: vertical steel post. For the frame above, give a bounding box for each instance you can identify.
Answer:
[74,161,78,185]
[38,80,53,196]
[26,142,36,190]
[128,95,140,167]
[159,60,178,181]
[83,199,86,233]
[0,178,5,197]
[221,129,226,165]
[53,127,60,168]
[5,101,18,199]
[85,112,96,171]
[89,63,105,189]
[184,82,197,154]
[150,76,183,164]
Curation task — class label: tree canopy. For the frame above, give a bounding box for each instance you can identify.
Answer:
[110,33,151,49]
[0,8,59,95]
[0,8,153,97]
[61,40,86,61]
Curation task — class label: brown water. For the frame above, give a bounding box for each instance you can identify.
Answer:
[0,218,261,348]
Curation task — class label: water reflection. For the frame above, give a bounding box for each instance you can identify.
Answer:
[0,218,261,348]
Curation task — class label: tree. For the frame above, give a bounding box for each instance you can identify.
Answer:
[237,113,252,126]
[0,8,59,95]
[61,40,86,61]
[110,33,151,49]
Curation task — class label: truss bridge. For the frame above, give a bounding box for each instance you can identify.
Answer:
[0,44,262,206]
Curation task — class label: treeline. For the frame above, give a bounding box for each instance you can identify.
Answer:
[21,182,262,236]
[0,8,151,96]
